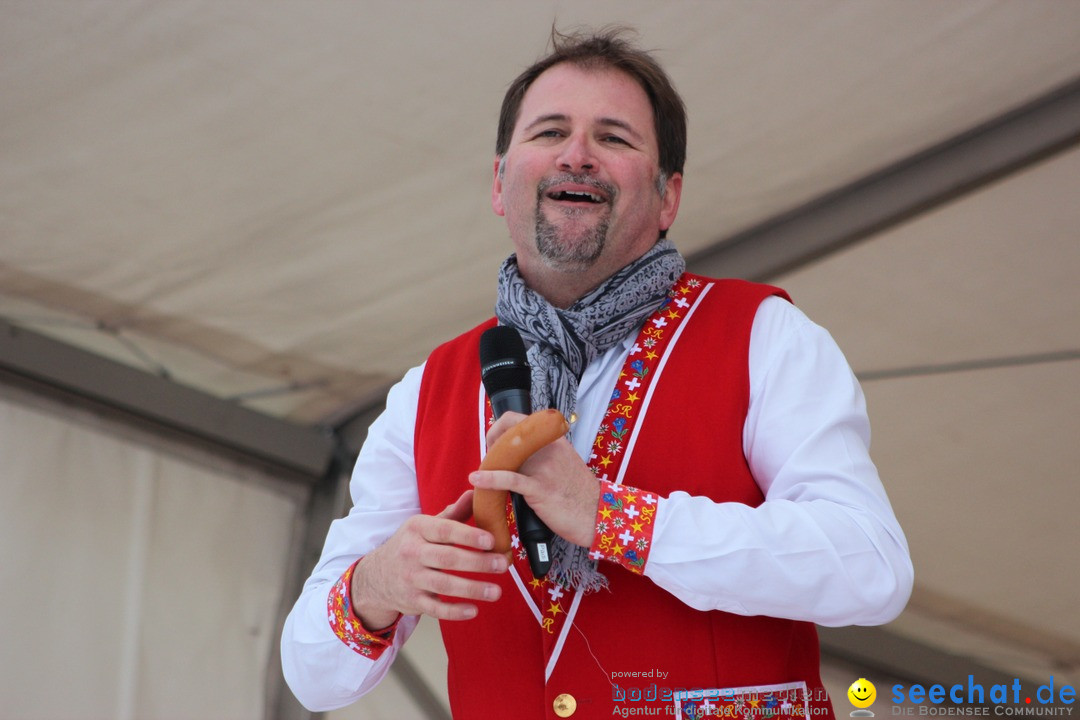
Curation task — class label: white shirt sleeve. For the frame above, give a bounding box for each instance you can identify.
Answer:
[280,364,426,711]
[641,295,913,625]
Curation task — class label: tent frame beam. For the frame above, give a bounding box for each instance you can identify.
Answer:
[687,75,1080,281]
[0,317,335,480]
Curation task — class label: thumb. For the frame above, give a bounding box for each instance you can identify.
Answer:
[438,489,475,521]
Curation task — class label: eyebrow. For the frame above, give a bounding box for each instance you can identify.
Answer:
[522,113,646,143]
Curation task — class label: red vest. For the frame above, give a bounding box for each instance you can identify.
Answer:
[415,276,834,720]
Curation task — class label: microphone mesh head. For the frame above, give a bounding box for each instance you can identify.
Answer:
[479,326,531,394]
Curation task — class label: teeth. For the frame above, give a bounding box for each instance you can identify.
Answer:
[554,191,603,203]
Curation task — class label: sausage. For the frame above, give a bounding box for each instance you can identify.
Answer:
[473,408,569,554]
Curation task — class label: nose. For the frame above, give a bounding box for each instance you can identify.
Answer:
[556,133,596,174]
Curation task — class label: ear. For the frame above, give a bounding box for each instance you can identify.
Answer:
[659,172,682,232]
[491,156,505,217]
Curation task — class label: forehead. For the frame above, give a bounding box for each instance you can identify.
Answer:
[514,63,657,142]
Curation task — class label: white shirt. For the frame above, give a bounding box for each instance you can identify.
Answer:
[281,295,913,711]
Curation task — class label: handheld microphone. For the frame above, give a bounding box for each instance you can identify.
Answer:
[479,325,554,579]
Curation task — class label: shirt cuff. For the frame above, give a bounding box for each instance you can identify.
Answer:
[327,558,400,659]
[589,480,660,574]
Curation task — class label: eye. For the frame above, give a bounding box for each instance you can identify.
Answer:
[601,134,630,145]
[533,129,564,140]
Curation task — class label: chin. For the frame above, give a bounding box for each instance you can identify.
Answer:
[534,219,608,271]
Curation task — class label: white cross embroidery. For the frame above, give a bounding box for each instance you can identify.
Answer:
[624,505,640,520]
[674,297,690,308]
[629,343,641,355]
[619,529,635,545]
[589,550,603,560]
[651,317,668,328]
[624,377,641,391]
[701,698,716,715]
[548,585,564,602]
[642,494,657,505]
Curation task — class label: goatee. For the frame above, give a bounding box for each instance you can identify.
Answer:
[535,211,610,271]
[534,174,614,271]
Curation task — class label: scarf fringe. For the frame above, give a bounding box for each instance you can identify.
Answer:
[547,537,610,594]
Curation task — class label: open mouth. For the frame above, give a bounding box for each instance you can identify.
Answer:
[540,177,613,207]
[547,189,605,204]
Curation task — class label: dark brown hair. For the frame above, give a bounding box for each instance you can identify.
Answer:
[495,26,687,178]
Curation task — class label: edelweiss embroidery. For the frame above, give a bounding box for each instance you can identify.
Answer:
[586,272,706,575]
[590,480,659,573]
[327,559,396,659]
[506,497,568,635]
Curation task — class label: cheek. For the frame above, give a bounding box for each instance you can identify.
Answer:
[499,177,542,241]
[615,163,663,203]
[505,182,541,224]
[615,183,663,226]
[502,164,544,207]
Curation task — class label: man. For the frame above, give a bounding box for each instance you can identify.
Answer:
[282,28,913,719]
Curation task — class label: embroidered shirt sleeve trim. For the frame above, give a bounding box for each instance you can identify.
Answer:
[589,479,659,574]
[327,558,399,658]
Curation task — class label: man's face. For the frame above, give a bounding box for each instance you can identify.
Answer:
[492,63,681,294]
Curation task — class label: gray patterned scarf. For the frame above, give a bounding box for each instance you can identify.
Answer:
[494,238,686,592]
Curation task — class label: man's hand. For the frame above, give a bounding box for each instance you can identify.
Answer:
[469,412,600,548]
[349,490,509,629]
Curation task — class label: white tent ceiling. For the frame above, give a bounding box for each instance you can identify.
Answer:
[2,1,1079,718]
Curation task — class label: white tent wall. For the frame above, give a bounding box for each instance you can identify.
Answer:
[0,385,304,718]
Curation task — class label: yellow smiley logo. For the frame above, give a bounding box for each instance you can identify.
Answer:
[847,678,877,709]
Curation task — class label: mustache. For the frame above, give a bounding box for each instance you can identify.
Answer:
[536,173,616,199]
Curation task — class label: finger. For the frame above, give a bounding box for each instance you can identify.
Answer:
[438,489,475,520]
[469,469,528,495]
[484,410,527,447]
[417,542,509,575]
[414,567,504,604]
[414,513,498,552]
[418,596,480,622]
[437,490,499,550]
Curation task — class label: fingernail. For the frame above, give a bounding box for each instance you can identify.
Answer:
[463,606,477,619]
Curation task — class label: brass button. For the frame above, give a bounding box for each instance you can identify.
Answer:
[553,693,577,717]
